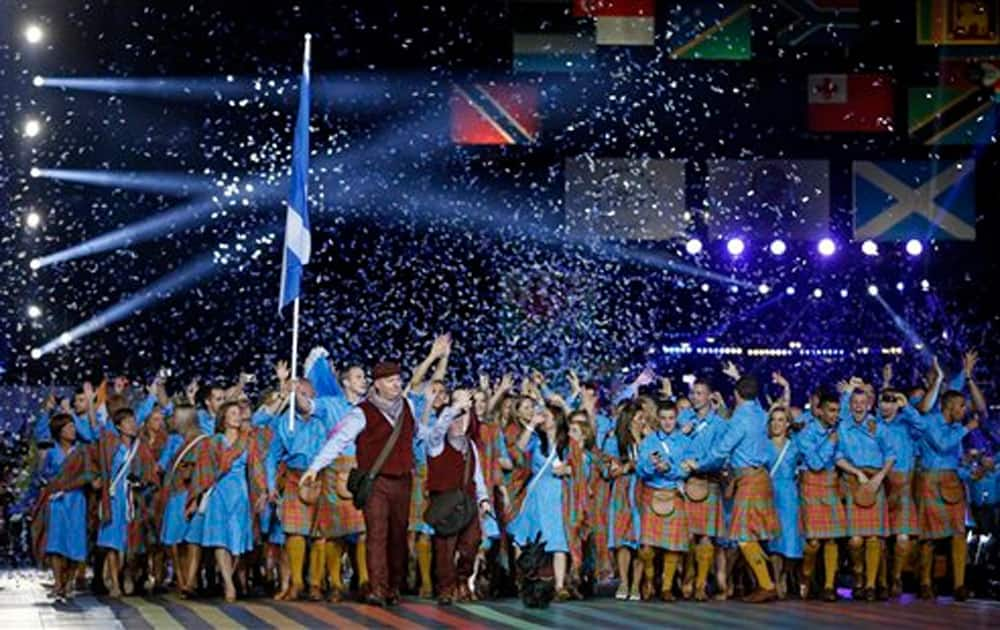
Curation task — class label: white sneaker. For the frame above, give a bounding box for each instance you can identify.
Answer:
[628,588,641,601]
[615,583,629,600]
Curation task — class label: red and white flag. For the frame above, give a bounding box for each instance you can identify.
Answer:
[807,73,894,133]
[575,0,655,46]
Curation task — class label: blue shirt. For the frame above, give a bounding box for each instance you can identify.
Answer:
[965,467,998,506]
[157,433,184,471]
[637,429,690,489]
[836,416,894,469]
[696,400,770,471]
[878,406,926,473]
[684,409,727,465]
[798,419,839,471]
[919,413,969,471]
[266,405,334,491]
[196,409,216,436]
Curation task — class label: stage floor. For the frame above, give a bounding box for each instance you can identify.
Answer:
[3,570,999,629]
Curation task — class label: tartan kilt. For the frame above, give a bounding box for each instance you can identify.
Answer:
[729,469,779,542]
[408,463,433,534]
[686,479,724,538]
[638,483,689,552]
[800,469,847,540]
[885,470,919,537]
[281,469,317,537]
[313,459,366,539]
[842,471,888,537]
[609,475,638,549]
[916,469,966,540]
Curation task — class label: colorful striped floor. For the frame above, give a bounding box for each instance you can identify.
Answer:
[5,572,1000,629]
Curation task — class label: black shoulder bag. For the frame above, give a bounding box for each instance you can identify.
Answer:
[346,408,405,510]
[424,442,477,537]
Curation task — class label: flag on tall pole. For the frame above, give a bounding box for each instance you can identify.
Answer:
[280,33,312,430]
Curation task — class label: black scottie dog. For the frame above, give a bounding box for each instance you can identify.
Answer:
[517,533,554,608]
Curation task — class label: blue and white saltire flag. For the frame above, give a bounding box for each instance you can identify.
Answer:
[279,34,312,311]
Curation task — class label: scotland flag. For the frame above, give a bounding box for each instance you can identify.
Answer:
[852,160,977,242]
[280,34,312,311]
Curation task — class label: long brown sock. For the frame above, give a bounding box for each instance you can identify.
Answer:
[356,539,370,587]
[308,540,325,589]
[892,539,911,584]
[950,535,967,589]
[695,542,714,590]
[919,541,934,587]
[822,541,838,590]
[416,536,433,596]
[803,541,820,583]
[739,542,775,591]
[325,540,344,592]
[864,538,881,589]
[662,552,681,594]
[287,535,306,590]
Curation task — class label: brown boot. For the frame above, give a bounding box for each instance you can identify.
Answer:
[743,588,778,604]
[661,588,676,602]
[327,588,343,603]
[308,586,323,602]
[693,587,708,602]
[918,584,934,600]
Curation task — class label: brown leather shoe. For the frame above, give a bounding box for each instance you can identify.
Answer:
[743,588,778,604]
[918,585,934,600]
[693,587,708,602]
[821,588,837,602]
[327,588,344,603]
[661,589,676,602]
[953,586,968,602]
[308,586,323,602]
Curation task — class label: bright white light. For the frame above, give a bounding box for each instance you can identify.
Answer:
[840,289,849,298]
[868,285,879,296]
[758,283,770,295]
[24,24,44,45]
[25,211,41,229]
[727,238,746,257]
[59,332,72,345]
[920,279,930,291]
[27,305,42,319]
[30,348,42,360]
[905,239,923,256]
[786,286,796,296]
[29,258,42,270]
[812,288,823,299]
[700,283,710,292]
[729,285,739,294]
[769,239,787,256]
[24,119,42,138]
[896,281,904,292]
[685,238,703,255]
[861,240,879,256]
[32,75,45,87]
[818,238,836,257]
[30,167,41,178]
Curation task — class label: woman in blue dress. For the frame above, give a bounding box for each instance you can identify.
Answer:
[508,403,575,599]
[39,414,88,600]
[764,405,804,599]
[186,401,266,602]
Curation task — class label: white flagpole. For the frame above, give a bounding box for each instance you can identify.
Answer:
[288,33,311,432]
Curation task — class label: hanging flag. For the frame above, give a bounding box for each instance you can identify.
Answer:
[450,83,540,145]
[279,35,311,312]
[575,0,656,46]
[564,156,688,240]
[807,73,894,133]
[908,59,999,145]
[917,0,1000,46]
[853,160,977,241]
[662,1,751,60]
[705,159,831,239]
[761,0,861,50]
[513,0,596,72]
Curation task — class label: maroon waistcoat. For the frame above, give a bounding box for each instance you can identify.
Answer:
[427,440,476,496]
[356,399,414,477]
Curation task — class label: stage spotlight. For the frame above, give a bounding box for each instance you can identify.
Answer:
[23,118,42,138]
[786,286,796,296]
[921,279,930,291]
[817,238,836,257]
[730,285,739,294]
[840,288,849,298]
[30,167,41,178]
[59,332,72,345]
[727,238,746,257]
[33,75,45,87]
[812,288,823,299]
[769,239,787,256]
[896,281,904,292]
[861,240,879,256]
[905,239,923,256]
[700,283,710,292]
[24,24,44,45]
[758,283,770,295]
[27,305,42,319]
[868,285,879,296]
[30,348,42,360]
[25,211,41,229]
[685,238,703,255]
[29,258,41,270]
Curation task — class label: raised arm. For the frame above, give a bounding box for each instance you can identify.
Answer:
[408,333,450,393]
[964,351,987,414]
[918,357,944,415]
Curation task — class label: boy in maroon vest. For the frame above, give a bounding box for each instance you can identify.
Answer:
[302,361,416,607]
[424,389,493,604]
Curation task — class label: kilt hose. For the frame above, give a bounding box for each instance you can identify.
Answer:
[916,469,966,540]
[638,484,689,552]
[728,468,779,543]
[800,469,847,540]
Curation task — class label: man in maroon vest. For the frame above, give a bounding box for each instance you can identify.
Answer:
[302,361,416,606]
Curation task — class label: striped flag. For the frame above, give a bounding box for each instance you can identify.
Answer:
[279,35,312,312]
[908,60,999,145]
[576,0,656,46]
[513,0,596,73]
[450,83,540,145]
[664,1,751,60]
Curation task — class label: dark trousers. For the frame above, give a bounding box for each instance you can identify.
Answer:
[363,475,412,599]
[433,510,482,594]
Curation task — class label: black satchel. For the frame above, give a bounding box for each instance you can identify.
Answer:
[424,442,477,537]
[346,405,406,510]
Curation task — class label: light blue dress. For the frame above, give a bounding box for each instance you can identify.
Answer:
[42,446,88,562]
[195,435,253,555]
[97,443,132,552]
[765,437,803,559]
[507,434,568,553]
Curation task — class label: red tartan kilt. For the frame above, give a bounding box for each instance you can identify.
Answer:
[916,470,966,539]
[800,470,847,540]
[843,473,888,537]
[638,483,689,552]
[314,467,366,538]
[281,469,317,536]
[686,481,724,537]
[729,469,779,542]
[885,470,919,536]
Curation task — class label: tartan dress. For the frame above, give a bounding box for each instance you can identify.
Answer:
[92,435,159,557]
